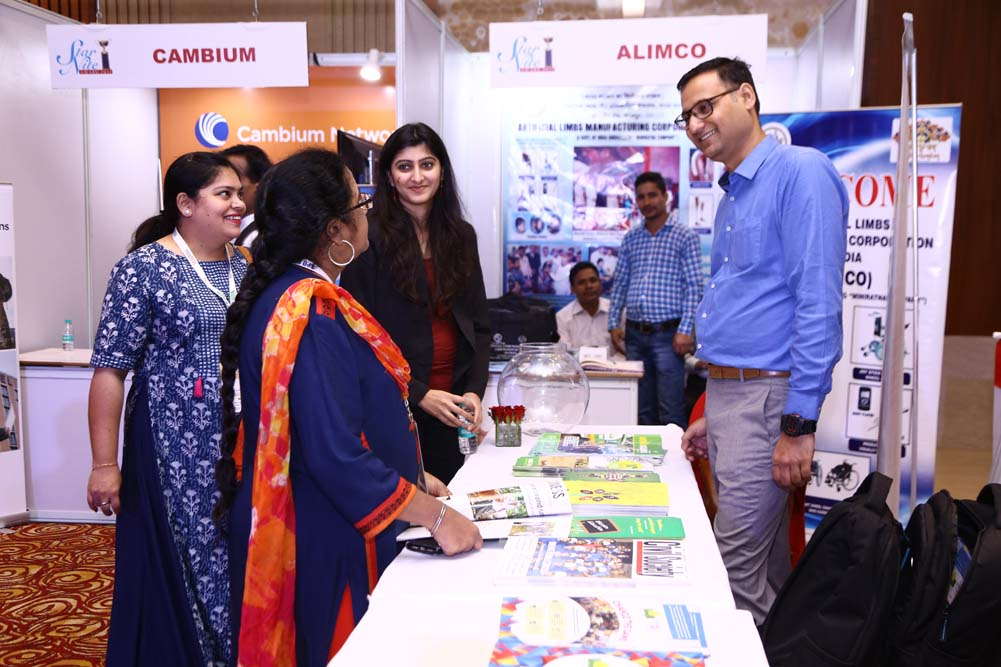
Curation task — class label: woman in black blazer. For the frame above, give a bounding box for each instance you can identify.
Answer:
[340,123,490,483]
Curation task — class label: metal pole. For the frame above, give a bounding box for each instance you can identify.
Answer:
[877,12,915,517]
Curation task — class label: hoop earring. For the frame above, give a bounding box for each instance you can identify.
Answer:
[328,239,356,267]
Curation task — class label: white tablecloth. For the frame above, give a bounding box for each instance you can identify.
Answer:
[330,425,768,666]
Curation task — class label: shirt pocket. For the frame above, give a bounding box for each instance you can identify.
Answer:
[731,216,763,270]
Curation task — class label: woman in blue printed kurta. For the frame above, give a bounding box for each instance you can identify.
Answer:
[87,152,249,666]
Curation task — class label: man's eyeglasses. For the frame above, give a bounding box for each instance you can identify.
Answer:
[674,87,740,130]
[342,196,373,214]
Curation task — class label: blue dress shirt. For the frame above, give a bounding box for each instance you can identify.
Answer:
[697,136,849,420]
[608,216,704,335]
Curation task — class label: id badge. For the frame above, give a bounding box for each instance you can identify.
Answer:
[233,371,243,414]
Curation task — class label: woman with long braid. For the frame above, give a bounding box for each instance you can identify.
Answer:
[215,149,481,665]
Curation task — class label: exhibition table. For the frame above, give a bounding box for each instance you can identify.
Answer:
[330,425,767,666]
[19,348,123,523]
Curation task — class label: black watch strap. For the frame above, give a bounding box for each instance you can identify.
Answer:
[781,413,817,437]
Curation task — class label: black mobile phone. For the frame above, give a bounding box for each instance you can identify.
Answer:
[405,537,444,555]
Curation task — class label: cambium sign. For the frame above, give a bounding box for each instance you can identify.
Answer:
[47,22,307,89]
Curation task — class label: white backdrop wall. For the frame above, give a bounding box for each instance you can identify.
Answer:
[85,88,160,335]
[397,0,443,129]
[0,1,89,352]
[0,0,159,351]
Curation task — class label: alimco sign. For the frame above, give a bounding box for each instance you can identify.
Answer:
[46,22,307,89]
[489,14,766,88]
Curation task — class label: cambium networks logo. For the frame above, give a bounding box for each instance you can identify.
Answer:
[496,35,555,74]
[195,112,229,148]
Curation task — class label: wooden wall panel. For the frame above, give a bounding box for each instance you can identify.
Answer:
[862,0,1001,335]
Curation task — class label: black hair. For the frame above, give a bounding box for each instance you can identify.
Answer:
[635,171,667,193]
[676,57,760,115]
[370,122,471,307]
[129,152,236,252]
[569,261,600,286]
[213,148,354,521]
[219,144,273,183]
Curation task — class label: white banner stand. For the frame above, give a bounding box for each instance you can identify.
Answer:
[0,184,27,526]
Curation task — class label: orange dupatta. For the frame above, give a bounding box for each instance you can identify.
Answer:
[232,278,418,666]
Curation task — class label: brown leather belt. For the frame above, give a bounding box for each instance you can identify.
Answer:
[707,364,791,381]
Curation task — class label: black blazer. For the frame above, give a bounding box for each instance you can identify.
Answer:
[339,217,490,406]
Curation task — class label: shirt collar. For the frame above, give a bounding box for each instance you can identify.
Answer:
[572,297,609,316]
[718,135,778,190]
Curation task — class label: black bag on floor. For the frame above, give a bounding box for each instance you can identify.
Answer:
[486,293,557,361]
[761,472,903,667]
[889,483,1001,667]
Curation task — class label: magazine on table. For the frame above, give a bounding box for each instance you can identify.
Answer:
[569,516,685,540]
[496,536,688,587]
[531,432,666,463]
[562,469,661,483]
[512,453,656,478]
[397,480,571,541]
[488,595,709,666]
[565,480,670,516]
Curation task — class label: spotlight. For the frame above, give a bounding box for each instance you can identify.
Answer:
[360,49,382,82]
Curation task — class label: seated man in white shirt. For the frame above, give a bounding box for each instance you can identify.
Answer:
[556,261,623,359]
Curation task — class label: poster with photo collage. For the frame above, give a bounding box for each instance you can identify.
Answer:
[501,86,722,307]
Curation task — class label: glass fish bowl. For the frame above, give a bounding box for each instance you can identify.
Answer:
[497,342,590,435]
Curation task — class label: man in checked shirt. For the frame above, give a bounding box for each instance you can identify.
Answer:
[608,171,704,428]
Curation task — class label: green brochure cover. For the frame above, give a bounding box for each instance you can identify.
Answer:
[569,516,685,540]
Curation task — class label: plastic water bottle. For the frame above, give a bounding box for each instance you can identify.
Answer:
[456,402,477,455]
[61,319,75,351]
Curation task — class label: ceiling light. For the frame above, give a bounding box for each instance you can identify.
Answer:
[622,0,645,17]
[360,49,382,82]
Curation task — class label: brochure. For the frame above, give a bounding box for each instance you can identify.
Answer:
[570,516,685,540]
[488,595,708,666]
[531,432,665,463]
[562,469,661,483]
[564,480,670,516]
[497,536,687,587]
[512,454,655,478]
[397,480,571,541]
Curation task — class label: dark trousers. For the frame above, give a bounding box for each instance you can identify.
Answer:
[413,405,465,484]
[626,325,687,428]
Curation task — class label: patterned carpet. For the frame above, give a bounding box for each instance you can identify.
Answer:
[0,523,114,666]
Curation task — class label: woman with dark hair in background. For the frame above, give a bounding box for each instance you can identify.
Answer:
[341,123,490,483]
[215,148,480,664]
[87,151,249,665]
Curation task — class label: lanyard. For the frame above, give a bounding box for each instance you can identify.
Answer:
[295,259,335,284]
[172,230,236,306]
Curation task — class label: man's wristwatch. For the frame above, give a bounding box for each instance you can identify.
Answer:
[781,413,817,437]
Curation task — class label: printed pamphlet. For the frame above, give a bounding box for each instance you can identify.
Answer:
[570,516,685,540]
[531,432,666,463]
[488,595,708,666]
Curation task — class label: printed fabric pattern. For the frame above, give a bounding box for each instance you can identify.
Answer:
[91,242,249,665]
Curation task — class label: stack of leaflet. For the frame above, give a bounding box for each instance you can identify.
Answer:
[397,479,572,541]
[566,480,670,517]
[488,595,709,666]
[496,536,688,587]
[530,432,666,464]
[511,453,659,482]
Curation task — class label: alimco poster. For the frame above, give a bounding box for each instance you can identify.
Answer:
[760,106,960,525]
[0,184,25,520]
[500,86,723,305]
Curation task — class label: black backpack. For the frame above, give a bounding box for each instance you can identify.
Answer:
[486,293,557,361]
[761,472,903,666]
[889,483,1001,666]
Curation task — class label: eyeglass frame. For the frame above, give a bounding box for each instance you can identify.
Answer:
[341,196,373,214]
[674,86,742,130]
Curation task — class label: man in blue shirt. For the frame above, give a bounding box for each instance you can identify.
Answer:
[677,58,848,623]
[608,172,704,428]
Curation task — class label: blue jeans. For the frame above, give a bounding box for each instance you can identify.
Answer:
[626,325,687,427]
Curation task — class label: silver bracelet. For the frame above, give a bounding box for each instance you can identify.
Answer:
[430,503,447,536]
